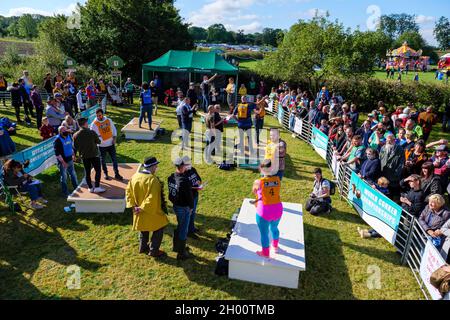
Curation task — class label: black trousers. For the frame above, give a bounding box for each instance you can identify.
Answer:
[36,107,43,129]
[23,100,34,118]
[305,197,330,215]
[12,103,21,122]
[82,157,101,189]
[139,227,165,253]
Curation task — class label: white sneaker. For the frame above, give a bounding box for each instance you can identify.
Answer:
[93,187,106,194]
[89,188,95,193]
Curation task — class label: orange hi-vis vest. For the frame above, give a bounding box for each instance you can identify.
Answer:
[260,176,281,205]
[94,118,113,141]
[237,103,249,119]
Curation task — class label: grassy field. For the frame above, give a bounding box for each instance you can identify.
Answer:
[0,37,36,56]
[0,102,425,300]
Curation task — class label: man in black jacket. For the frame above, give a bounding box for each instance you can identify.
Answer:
[168,157,194,260]
[18,78,34,125]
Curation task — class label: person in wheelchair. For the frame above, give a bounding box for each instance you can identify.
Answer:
[2,159,48,210]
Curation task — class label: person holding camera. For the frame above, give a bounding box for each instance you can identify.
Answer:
[305,168,332,215]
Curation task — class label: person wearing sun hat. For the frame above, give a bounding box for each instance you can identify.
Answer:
[126,156,169,258]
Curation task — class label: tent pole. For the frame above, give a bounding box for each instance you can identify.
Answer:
[141,68,144,85]
[235,73,239,109]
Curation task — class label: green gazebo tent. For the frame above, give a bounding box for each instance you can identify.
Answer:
[142,50,240,106]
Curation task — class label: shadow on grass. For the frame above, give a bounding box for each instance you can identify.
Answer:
[0,213,104,299]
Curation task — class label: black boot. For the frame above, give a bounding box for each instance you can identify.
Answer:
[177,239,192,261]
[139,232,150,254]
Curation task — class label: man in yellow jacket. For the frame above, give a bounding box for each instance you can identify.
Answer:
[126,157,169,258]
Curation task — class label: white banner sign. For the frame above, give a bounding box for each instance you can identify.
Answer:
[267,101,274,113]
[331,153,340,178]
[419,240,449,300]
[294,117,303,135]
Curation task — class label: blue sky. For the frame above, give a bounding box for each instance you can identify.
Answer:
[0,0,448,46]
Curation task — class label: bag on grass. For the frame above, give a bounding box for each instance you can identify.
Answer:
[214,255,229,276]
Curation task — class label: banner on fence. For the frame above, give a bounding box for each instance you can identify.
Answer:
[310,127,328,160]
[12,137,57,176]
[294,117,303,135]
[267,101,274,113]
[347,171,402,244]
[419,240,450,300]
[277,106,284,125]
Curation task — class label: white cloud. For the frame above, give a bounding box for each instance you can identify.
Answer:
[297,8,327,19]
[4,3,78,17]
[420,28,438,47]
[187,0,263,33]
[415,15,435,25]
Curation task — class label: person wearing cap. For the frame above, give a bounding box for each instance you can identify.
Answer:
[30,85,44,129]
[305,168,332,215]
[168,157,195,260]
[46,96,67,133]
[398,174,425,217]
[74,118,105,194]
[126,157,168,258]
[251,159,283,258]
[182,156,202,238]
[90,108,123,181]
[53,125,79,196]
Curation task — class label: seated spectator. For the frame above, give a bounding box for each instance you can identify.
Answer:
[39,117,55,141]
[420,162,442,202]
[403,140,428,177]
[2,159,48,210]
[359,148,381,185]
[419,194,450,250]
[399,174,425,217]
[305,168,332,216]
[0,125,16,157]
[107,82,123,106]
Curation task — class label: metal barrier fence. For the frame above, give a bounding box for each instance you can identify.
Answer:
[264,102,446,300]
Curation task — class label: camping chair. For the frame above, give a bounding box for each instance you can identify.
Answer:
[0,168,29,213]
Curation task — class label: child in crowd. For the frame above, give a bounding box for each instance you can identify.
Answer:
[61,115,79,134]
[396,128,407,148]
[358,177,390,239]
[39,117,55,141]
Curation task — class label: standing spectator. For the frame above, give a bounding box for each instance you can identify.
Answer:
[399,174,426,217]
[420,162,442,202]
[9,82,22,123]
[107,81,123,106]
[126,157,168,258]
[30,85,44,129]
[43,73,53,94]
[186,82,198,107]
[149,81,159,109]
[53,126,78,197]
[338,135,365,173]
[431,145,450,189]
[359,148,381,185]
[356,120,373,148]
[233,95,256,156]
[238,83,247,97]
[200,74,218,112]
[90,108,123,181]
[53,71,63,85]
[182,156,202,238]
[305,168,332,216]
[248,77,257,96]
[74,118,105,194]
[205,106,218,161]
[254,95,266,145]
[258,80,267,97]
[39,117,55,141]
[168,157,195,260]
[153,74,163,102]
[18,78,33,125]
[405,119,423,141]
[403,140,428,177]
[379,133,405,195]
[442,98,450,133]
[349,104,359,130]
[180,97,197,150]
[419,194,450,248]
[85,79,97,108]
[0,74,7,106]
[124,78,135,105]
[76,87,86,112]
[225,77,236,114]
[418,106,438,142]
[45,97,66,132]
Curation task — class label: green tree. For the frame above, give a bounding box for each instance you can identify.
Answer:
[394,31,426,50]
[434,16,450,50]
[261,28,284,47]
[207,24,228,43]
[188,26,207,41]
[378,14,419,40]
[7,20,19,37]
[17,14,38,39]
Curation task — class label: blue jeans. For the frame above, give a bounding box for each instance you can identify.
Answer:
[173,206,191,241]
[99,145,119,177]
[275,170,284,181]
[21,182,43,201]
[256,214,281,248]
[188,195,199,233]
[201,94,209,112]
[289,113,296,131]
[139,104,153,127]
[58,160,78,196]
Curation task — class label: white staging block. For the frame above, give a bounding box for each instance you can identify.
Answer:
[225,199,305,289]
[121,117,162,141]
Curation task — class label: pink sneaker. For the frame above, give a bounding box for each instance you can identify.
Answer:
[256,247,270,258]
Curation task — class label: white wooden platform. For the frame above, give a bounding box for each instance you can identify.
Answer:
[225,198,305,289]
[67,163,140,213]
[121,117,162,141]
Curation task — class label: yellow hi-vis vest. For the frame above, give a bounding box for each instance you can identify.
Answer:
[265,141,277,160]
[237,103,249,119]
[260,176,281,205]
[94,118,113,141]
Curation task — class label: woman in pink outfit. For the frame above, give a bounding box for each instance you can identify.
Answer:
[251,159,284,258]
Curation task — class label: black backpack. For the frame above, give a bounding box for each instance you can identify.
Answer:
[327,179,336,196]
